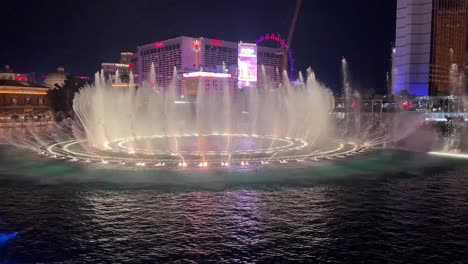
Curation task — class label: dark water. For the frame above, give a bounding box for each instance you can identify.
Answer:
[1,147,468,263]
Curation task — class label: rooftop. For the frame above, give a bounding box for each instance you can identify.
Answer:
[0,79,48,89]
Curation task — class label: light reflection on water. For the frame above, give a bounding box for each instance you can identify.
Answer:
[0,146,468,262]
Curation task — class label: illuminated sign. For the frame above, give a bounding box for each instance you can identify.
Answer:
[257,34,288,50]
[154,42,164,48]
[238,42,257,88]
[102,63,129,67]
[211,39,224,46]
[14,75,27,81]
[193,39,201,52]
[182,72,231,78]
[256,33,294,79]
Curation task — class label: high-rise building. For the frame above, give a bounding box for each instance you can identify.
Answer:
[136,36,283,95]
[394,0,468,96]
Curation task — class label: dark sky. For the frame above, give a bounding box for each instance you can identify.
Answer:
[1,0,395,93]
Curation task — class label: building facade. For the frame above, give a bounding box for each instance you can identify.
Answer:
[136,36,283,95]
[101,52,134,84]
[0,79,51,125]
[394,0,468,96]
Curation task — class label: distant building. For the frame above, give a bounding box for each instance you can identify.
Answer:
[101,52,134,85]
[44,66,67,88]
[0,65,36,83]
[136,36,283,95]
[394,0,468,96]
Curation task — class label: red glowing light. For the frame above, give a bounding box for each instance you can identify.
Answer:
[211,39,224,46]
[14,76,26,81]
[155,42,164,48]
[193,39,201,53]
[402,101,408,109]
[352,102,358,109]
[128,64,133,70]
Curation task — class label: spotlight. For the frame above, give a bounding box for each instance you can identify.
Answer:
[120,161,126,165]
[70,158,79,162]
[101,160,108,164]
[203,162,208,167]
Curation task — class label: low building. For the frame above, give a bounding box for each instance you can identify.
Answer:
[0,79,51,125]
[0,65,36,83]
[181,71,237,100]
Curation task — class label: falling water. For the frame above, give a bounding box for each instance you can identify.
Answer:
[73,68,335,155]
[150,63,156,88]
[114,69,120,84]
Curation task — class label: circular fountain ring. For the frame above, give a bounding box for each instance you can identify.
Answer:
[44,133,368,168]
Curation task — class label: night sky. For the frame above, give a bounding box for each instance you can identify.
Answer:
[1,0,395,93]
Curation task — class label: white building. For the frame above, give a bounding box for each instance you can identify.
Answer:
[136,36,283,95]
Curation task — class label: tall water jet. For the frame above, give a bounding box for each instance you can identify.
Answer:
[341,57,352,102]
[57,63,356,167]
[150,62,156,88]
[129,71,135,88]
[115,69,121,84]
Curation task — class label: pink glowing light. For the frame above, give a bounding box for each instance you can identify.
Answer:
[256,33,294,79]
[155,42,164,48]
[193,39,201,53]
[182,72,231,78]
[211,39,224,46]
[402,101,408,109]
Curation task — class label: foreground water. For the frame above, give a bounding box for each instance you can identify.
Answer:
[0,146,468,263]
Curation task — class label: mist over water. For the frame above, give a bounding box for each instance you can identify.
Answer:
[73,67,335,155]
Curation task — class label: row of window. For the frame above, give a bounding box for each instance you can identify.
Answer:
[204,45,237,53]
[8,97,44,105]
[140,44,181,56]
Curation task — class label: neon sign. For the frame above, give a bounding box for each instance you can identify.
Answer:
[14,75,27,81]
[193,39,201,53]
[211,39,224,46]
[154,42,164,48]
[182,72,231,78]
[256,33,294,79]
[240,47,255,55]
[238,42,257,87]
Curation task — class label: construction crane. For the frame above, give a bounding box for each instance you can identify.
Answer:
[283,0,302,79]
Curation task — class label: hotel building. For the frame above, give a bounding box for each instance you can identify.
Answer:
[394,0,468,96]
[136,36,284,95]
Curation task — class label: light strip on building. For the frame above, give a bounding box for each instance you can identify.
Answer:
[0,89,48,95]
[182,72,231,78]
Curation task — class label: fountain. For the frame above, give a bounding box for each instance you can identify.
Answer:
[0,58,398,169]
[18,64,369,168]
